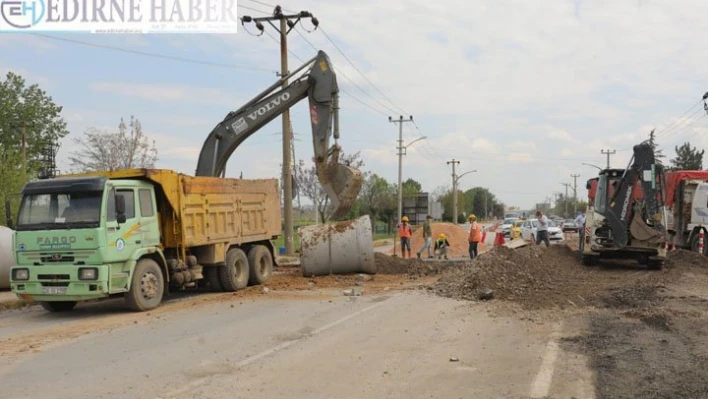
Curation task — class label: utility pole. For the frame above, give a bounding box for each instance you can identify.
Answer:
[601,149,616,169]
[571,173,580,216]
[388,115,415,227]
[447,159,460,224]
[241,6,319,256]
[561,183,571,218]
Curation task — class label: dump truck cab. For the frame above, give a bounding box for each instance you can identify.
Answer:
[10,175,160,311]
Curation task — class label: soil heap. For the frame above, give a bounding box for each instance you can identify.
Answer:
[433,244,679,310]
[386,222,486,258]
[374,252,466,278]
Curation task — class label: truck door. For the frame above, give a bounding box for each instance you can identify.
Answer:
[691,183,708,225]
[105,187,141,292]
[137,187,160,247]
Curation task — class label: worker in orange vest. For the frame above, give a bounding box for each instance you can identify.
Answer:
[468,214,482,259]
[398,216,413,258]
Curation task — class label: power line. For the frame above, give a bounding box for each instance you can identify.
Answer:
[319,26,408,116]
[28,33,277,73]
[262,27,389,117]
[654,99,703,139]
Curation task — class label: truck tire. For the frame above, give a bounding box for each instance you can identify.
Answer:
[125,258,165,312]
[248,245,273,286]
[40,301,77,312]
[219,248,250,292]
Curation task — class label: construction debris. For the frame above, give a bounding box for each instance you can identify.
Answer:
[433,244,681,310]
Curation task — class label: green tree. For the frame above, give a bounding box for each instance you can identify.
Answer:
[68,116,158,172]
[0,71,69,225]
[669,142,704,171]
[401,178,422,198]
[359,173,396,224]
[441,189,467,222]
[648,129,665,163]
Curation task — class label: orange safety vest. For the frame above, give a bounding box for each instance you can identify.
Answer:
[469,222,481,242]
[399,223,412,238]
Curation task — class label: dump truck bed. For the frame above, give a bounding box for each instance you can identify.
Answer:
[66,169,282,250]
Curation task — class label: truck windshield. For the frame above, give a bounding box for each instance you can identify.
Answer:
[17,191,103,230]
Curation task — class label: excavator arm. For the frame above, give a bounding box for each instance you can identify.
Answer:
[195,50,362,220]
[605,142,666,248]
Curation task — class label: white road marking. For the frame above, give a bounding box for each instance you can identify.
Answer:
[529,322,564,398]
[158,297,393,399]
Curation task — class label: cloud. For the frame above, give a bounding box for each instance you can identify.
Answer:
[546,128,576,143]
[89,82,245,105]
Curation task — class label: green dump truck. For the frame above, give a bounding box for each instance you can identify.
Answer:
[9,169,282,312]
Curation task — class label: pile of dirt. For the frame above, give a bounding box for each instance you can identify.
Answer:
[386,222,486,258]
[374,252,465,278]
[666,249,708,269]
[433,244,676,310]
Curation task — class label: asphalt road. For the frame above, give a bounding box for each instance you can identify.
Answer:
[0,288,595,399]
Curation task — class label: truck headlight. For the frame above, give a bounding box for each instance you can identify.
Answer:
[78,267,98,280]
[12,268,29,281]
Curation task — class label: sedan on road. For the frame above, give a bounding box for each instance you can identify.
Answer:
[561,219,579,233]
[520,218,565,243]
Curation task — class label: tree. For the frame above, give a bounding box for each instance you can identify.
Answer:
[68,116,157,172]
[0,71,69,225]
[359,173,396,224]
[648,129,665,163]
[293,150,366,223]
[402,178,422,198]
[441,189,467,222]
[670,142,704,171]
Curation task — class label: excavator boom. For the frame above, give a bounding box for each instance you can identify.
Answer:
[195,50,362,220]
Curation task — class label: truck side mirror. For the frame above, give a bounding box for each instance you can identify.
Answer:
[115,195,127,224]
[5,198,13,229]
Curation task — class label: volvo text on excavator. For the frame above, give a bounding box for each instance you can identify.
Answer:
[579,141,668,269]
[195,50,362,220]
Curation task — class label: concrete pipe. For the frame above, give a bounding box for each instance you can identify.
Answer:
[298,215,376,277]
[0,226,14,289]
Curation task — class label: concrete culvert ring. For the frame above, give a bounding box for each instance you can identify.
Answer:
[248,245,273,285]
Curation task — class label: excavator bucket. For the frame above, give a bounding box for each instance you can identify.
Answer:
[318,160,363,220]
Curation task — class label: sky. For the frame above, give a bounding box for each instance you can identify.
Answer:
[2,0,708,210]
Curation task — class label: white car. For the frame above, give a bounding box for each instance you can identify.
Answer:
[520,218,565,243]
[500,217,518,238]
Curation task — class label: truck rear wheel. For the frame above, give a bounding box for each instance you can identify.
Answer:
[40,301,77,312]
[219,248,250,292]
[248,245,273,285]
[125,258,165,312]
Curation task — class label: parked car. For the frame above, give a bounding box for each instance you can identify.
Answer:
[561,219,579,232]
[500,217,518,238]
[520,218,565,243]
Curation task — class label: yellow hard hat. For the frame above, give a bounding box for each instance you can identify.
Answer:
[401,216,409,222]
[468,214,476,221]
[438,233,446,239]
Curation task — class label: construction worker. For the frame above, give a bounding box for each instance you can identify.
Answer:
[468,214,482,259]
[434,233,450,259]
[417,215,433,259]
[398,216,413,258]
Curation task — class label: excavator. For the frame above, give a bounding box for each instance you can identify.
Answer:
[579,141,668,269]
[195,50,362,220]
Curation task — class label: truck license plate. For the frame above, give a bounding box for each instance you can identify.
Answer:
[42,287,67,295]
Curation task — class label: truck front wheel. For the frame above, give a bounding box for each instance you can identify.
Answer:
[40,301,77,312]
[219,248,250,291]
[125,258,165,312]
[248,245,273,285]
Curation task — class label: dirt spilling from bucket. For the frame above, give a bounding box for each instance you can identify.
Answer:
[386,222,487,258]
[433,244,682,309]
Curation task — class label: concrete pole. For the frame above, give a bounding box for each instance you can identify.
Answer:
[447,159,460,224]
[280,17,295,256]
[571,173,580,216]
